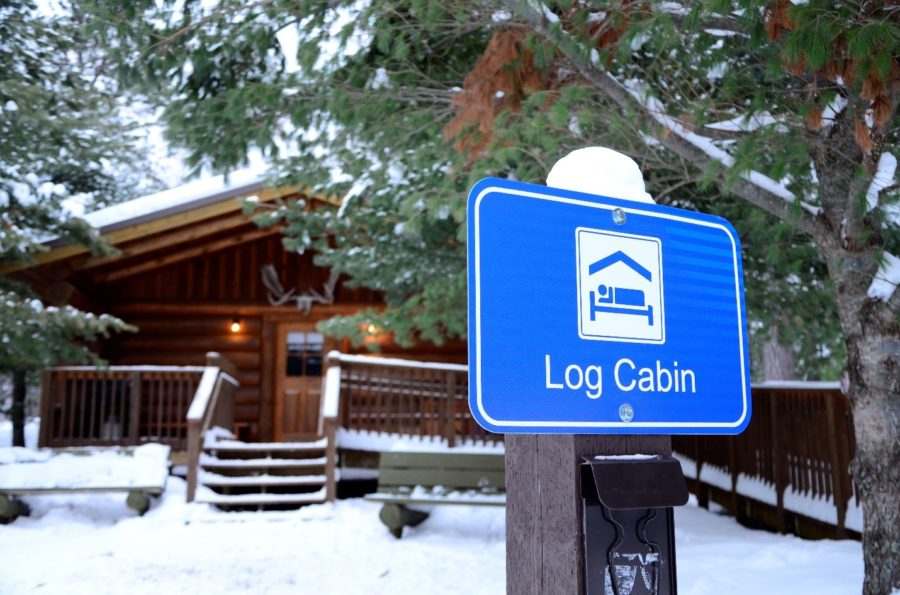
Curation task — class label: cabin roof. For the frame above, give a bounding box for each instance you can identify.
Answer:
[84,166,267,235]
[6,167,337,274]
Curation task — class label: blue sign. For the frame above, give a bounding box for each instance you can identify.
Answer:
[467,178,751,434]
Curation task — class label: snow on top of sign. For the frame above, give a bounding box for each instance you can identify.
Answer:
[82,163,267,233]
[546,147,654,203]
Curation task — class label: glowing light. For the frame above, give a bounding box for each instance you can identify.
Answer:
[230,319,242,333]
[366,324,377,334]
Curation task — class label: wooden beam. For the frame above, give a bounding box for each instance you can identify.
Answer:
[111,302,374,317]
[80,211,259,271]
[96,226,278,283]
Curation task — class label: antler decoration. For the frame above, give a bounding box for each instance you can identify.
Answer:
[260,264,340,314]
[261,264,296,306]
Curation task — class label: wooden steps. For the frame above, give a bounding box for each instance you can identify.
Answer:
[195,430,331,511]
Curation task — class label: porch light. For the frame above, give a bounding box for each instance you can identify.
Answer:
[230,318,242,333]
[366,323,377,334]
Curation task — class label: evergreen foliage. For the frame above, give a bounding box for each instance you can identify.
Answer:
[85,0,853,377]
[0,1,139,416]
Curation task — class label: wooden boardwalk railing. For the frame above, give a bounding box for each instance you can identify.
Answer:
[327,355,855,539]
[327,352,500,447]
[672,382,857,539]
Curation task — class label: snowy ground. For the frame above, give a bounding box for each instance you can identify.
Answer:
[1,421,863,594]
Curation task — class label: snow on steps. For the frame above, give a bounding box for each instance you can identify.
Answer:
[195,488,327,507]
[198,429,331,510]
[199,454,327,469]
[199,471,327,488]
[204,438,328,453]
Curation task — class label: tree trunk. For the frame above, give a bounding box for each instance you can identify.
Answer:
[762,326,797,381]
[11,370,26,448]
[827,252,900,595]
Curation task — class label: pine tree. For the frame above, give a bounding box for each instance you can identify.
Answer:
[86,1,896,590]
[0,1,138,445]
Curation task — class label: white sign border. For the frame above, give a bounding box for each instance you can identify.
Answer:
[471,183,750,430]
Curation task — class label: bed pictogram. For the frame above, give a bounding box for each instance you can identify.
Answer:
[589,251,654,326]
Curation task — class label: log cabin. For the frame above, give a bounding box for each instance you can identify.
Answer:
[5,169,483,507]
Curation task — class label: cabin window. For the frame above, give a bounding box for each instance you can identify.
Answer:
[286,331,324,377]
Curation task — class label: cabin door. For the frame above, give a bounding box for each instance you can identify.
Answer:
[274,323,325,441]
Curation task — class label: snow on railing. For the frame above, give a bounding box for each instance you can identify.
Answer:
[185,353,239,503]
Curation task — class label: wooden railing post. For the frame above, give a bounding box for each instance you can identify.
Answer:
[729,437,740,518]
[186,416,201,503]
[38,370,53,448]
[320,360,342,503]
[206,351,238,381]
[770,391,786,533]
[324,417,338,502]
[445,372,457,448]
[129,372,142,446]
[825,394,848,538]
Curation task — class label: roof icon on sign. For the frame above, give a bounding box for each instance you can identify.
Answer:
[589,250,652,280]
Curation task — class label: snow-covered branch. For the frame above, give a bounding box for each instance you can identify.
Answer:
[868,252,900,307]
[866,152,897,213]
[511,0,820,236]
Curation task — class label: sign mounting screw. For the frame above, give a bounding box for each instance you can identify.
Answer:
[619,403,634,422]
[612,208,626,225]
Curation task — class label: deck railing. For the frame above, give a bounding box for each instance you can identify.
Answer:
[185,353,239,503]
[39,364,205,450]
[328,355,854,538]
[672,383,857,538]
[327,352,500,447]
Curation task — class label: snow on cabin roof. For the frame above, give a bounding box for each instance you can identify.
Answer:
[83,165,267,235]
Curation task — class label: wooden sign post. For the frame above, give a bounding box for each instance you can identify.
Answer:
[506,435,670,594]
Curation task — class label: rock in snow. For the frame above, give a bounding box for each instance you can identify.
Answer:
[546,146,655,203]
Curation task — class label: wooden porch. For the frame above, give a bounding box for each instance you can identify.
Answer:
[37,353,858,540]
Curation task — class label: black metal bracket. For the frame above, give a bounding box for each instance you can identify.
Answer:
[581,456,688,595]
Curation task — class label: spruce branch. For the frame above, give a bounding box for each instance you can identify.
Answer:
[509,0,821,237]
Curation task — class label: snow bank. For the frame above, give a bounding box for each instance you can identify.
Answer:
[0,420,863,594]
[0,474,863,595]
